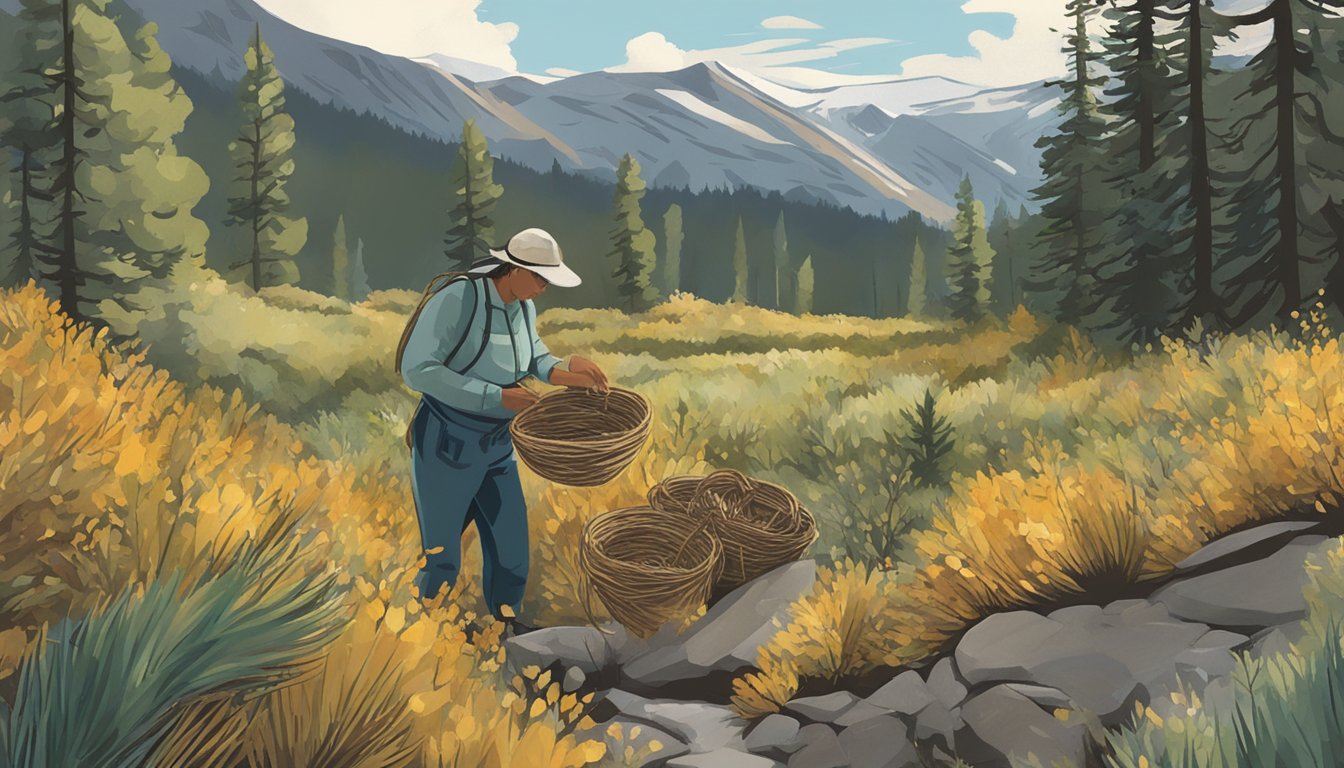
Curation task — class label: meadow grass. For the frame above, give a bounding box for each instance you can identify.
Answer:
[5,260,1344,762]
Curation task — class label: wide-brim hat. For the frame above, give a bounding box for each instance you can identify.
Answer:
[468,227,581,288]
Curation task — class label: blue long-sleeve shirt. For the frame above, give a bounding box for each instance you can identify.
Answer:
[400,276,566,418]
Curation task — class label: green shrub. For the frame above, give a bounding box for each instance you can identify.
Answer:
[0,546,345,768]
[1106,538,1344,768]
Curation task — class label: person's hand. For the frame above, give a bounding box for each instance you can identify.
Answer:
[566,356,609,392]
[501,386,540,412]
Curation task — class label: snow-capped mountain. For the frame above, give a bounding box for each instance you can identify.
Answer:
[2,0,1060,223]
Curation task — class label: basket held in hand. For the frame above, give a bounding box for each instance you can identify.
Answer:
[510,386,651,486]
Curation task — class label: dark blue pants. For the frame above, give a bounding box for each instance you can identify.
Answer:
[409,398,529,617]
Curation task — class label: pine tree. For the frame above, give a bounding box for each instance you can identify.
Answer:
[1175,0,1222,328]
[1092,0,1190,345]
[661,203,683,297]
[907,238,928,316]
[795,255,814,314]
[901,389,955,489]
[987,199,1026,314]
[331,214,349,299]
[444,119,504,270]
[226,24,306,292]
[607,153,657,312]
[946,176,995,322]
[732,216,749,303]
[773,211,790,311]
[1299,9,1344,314]
[351,236,370,302]
[1028,0,1109,326]
[15,0,207,323]
[1217,0,1342,324]
[0,1,57,290]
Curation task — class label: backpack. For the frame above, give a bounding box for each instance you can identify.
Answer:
[396,271,494,449]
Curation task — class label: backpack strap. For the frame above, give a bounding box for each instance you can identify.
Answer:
[521,299,537,357]
[459,276,493,373]
[441,276,480,370]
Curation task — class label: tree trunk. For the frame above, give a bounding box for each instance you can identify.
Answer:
[250,117,263,292]
[1271,0,1302,315]
[58,0,80,320]
[1186,0,1217,323]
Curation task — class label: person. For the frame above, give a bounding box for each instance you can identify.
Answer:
[397,228,609,632]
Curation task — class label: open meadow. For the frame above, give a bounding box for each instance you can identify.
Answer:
[3,261,1344,766]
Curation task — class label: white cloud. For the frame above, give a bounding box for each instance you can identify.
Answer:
[897,0,1070,87]
[254,0,519,73]
[607,33,899,74]
[761,15,823,30]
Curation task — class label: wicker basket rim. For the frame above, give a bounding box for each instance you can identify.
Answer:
[510,409,652,446]
[510,388,651,439]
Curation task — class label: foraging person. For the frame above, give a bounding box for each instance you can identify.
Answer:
[397,228,609,628]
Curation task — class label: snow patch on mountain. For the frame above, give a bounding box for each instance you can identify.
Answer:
[653,88,792,146]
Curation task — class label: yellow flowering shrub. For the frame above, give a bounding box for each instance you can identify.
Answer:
[0,283,607,766]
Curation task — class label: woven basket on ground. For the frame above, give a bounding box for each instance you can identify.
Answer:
[648,469,818,591]
[510,386,651,487]
[579,506,723,639]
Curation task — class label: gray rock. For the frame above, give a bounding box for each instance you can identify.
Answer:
[838,715,919,768]
[958,685,1087,768]
[954,608,1223,724]
[505,626,616,676]
[1002,683,1073,710]
[866,671,935,716]
[954,612,1064,683]
[563,666,586,693]
[1102,599,1149,616]
[600,718,689,767]
[1171,630,1247,685]
[621,560,817,689]
[789,723,847,768]
[604,690,747,751]
[1251,622,1307,658]
[834,699,894,728]
[1174,521,1321,575]
[666,748,780,768]
[1048,604,1102,626]
[785,691,862,724]
[1151,536,1332,629]
[913,700,963,747]
[745,714,802,755]
[925,657,968,709]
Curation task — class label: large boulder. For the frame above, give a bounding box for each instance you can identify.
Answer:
[744,713,803,756]
[1150,535,1331,629]
[1172,520,1322,576]
[837,715,920,768]
[603,689,749,752]
[505,625,618,677]
[601,718,690,767]
[619,560,817,692]
[788,723,847,768]
[784,691,864,724]
[665,748,781,768]
[954,603,1244,725]
[957,685,1088,768]
[866,671,936,716]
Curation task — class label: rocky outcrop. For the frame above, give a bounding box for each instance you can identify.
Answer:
[512,523,1335,767]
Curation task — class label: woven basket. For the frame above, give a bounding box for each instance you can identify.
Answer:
[648,469,818,591]
[579,506,723,639]
[510,387,651,487]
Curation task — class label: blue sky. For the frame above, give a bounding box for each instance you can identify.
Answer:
[479,1,1014,79]
[254,0,1076,88]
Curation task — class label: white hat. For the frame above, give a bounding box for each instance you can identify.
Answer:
[469,228,581,288]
